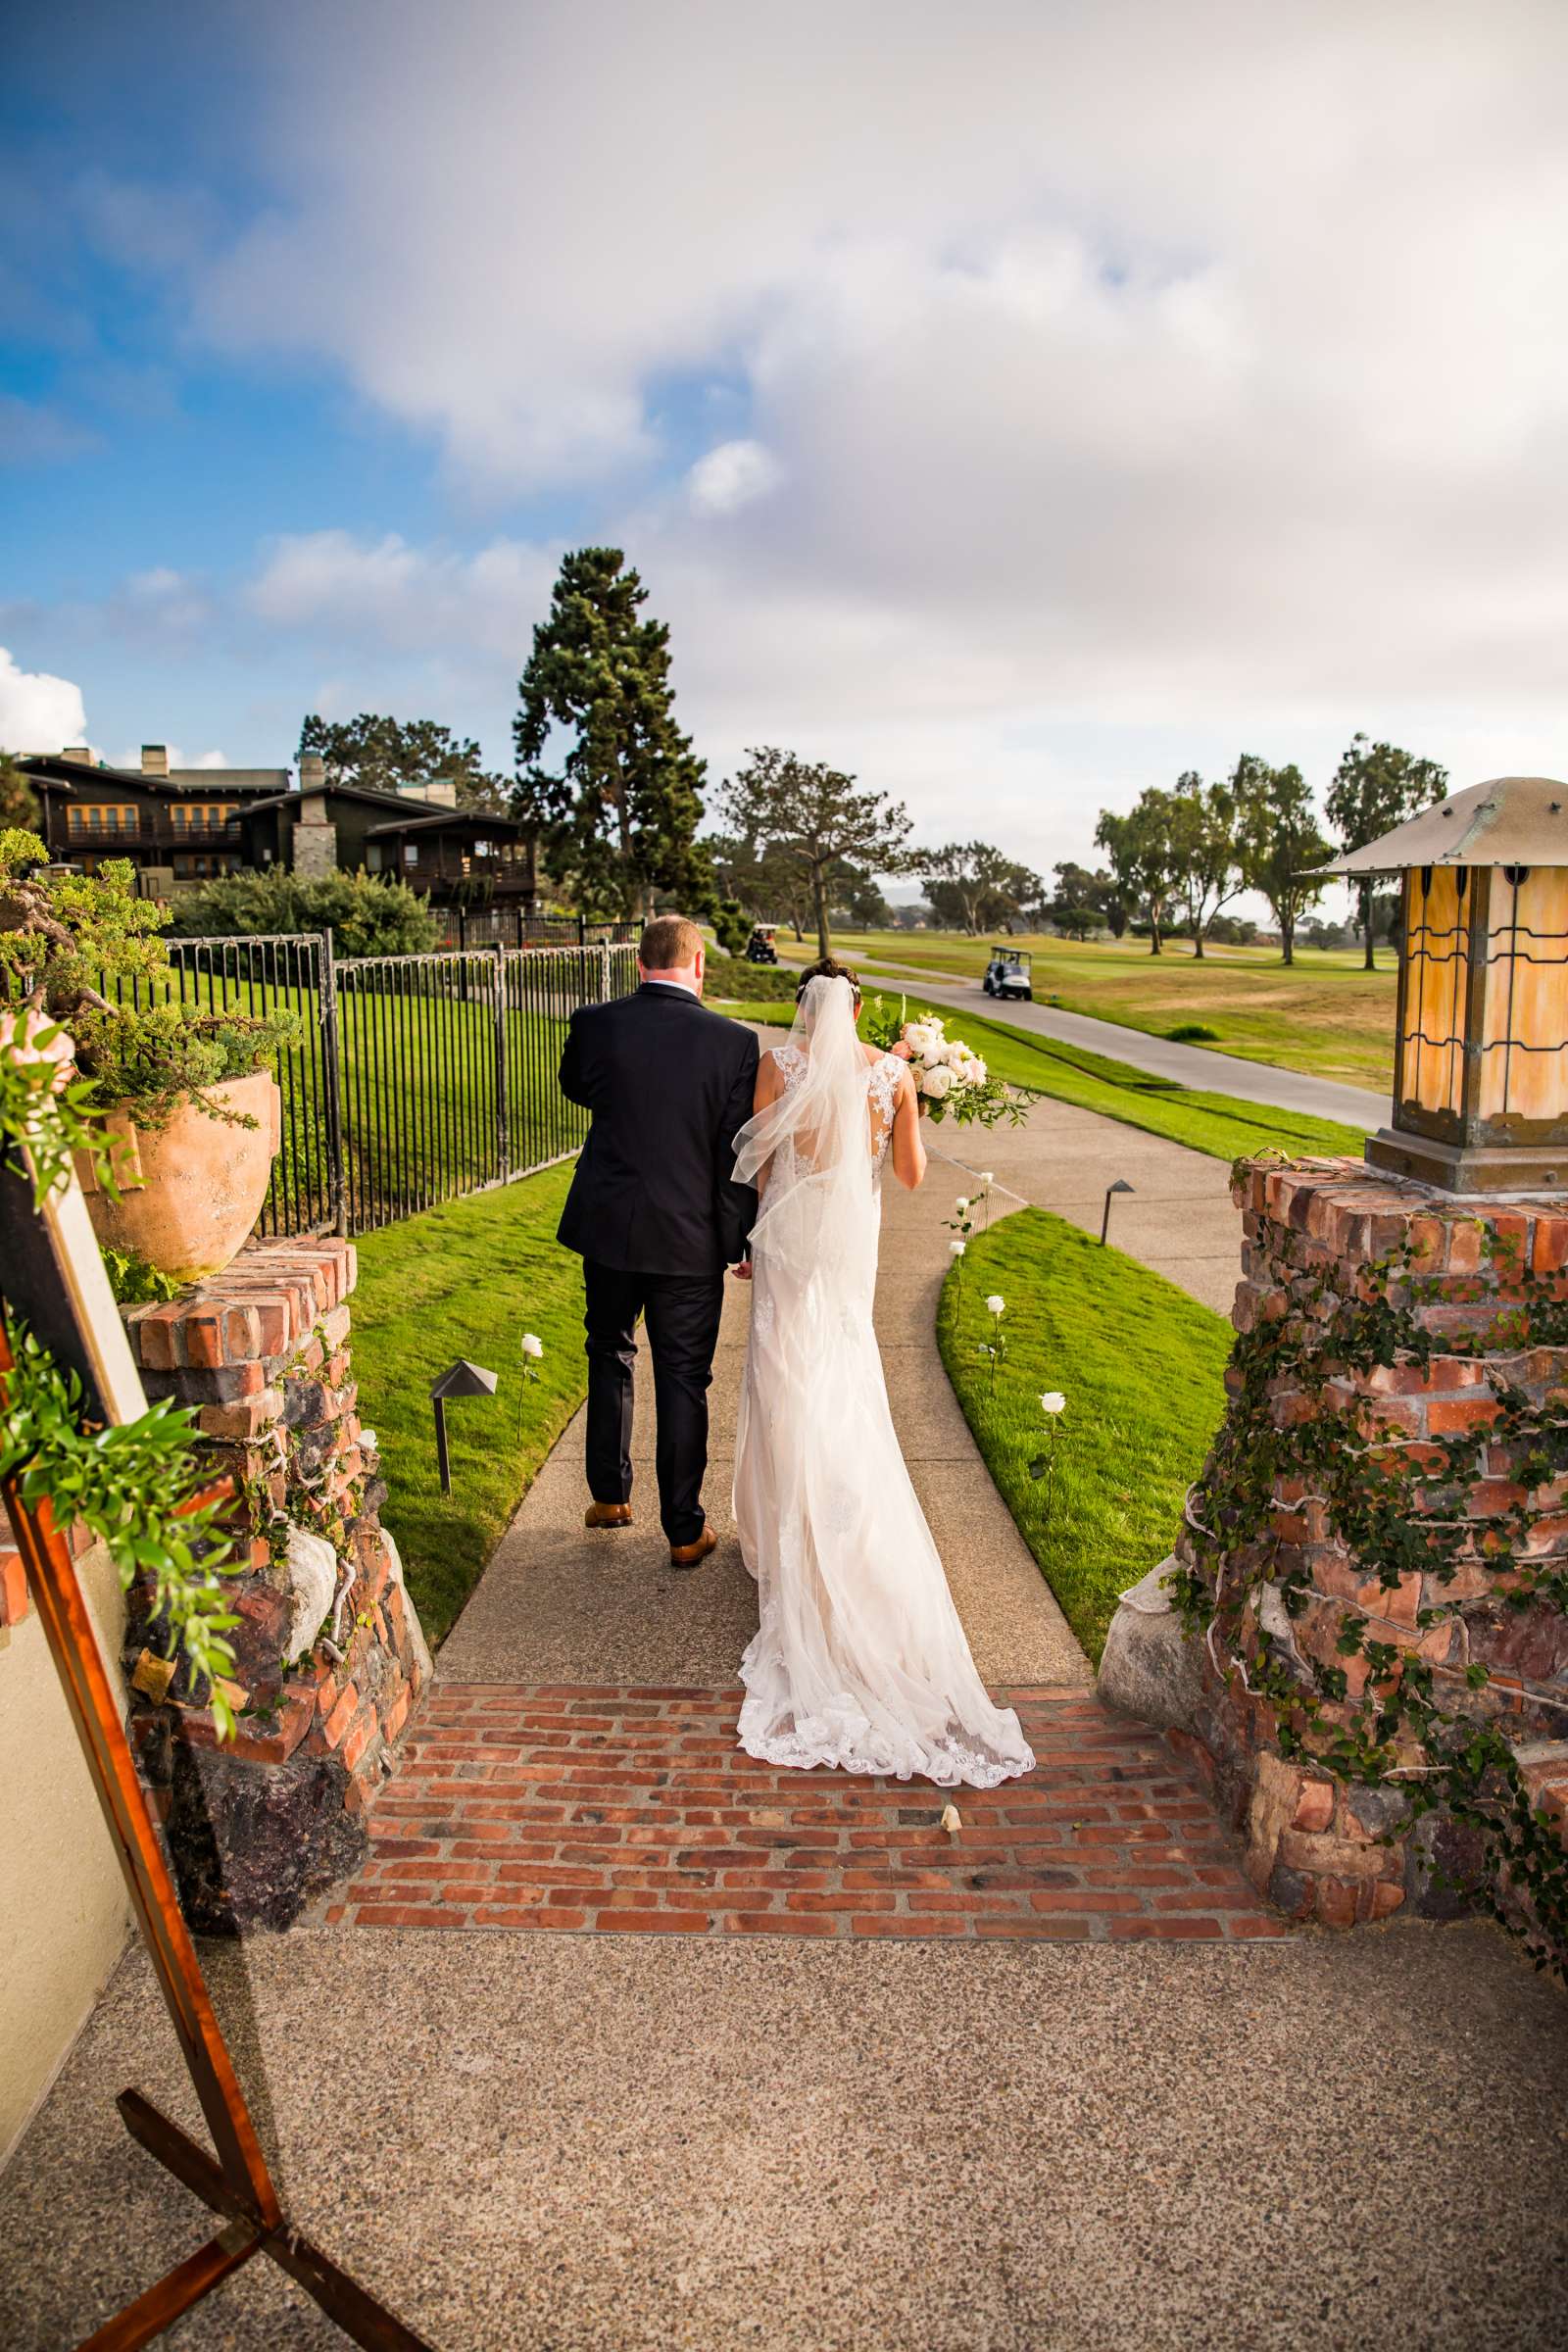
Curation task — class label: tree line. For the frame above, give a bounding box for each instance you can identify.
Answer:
[180,544,1448,973]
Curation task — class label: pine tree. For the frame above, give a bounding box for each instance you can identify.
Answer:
[514,548,710,919]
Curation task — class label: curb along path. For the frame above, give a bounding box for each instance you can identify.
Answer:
[327,1126,1284,1943]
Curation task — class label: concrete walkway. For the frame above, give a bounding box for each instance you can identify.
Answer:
[439,1156,1088,1688]
[854,962,1386,1130]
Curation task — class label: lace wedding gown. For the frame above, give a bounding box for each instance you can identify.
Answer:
[731,975,1035,1788]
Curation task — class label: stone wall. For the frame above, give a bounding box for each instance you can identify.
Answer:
[1160,1158,1568,1938]
[120,1236,431,1932]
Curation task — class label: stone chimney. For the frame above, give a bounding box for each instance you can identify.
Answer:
[61,746,93,765]
[141,745,170,778]
[397,777,457,808]
[298,752,325,794]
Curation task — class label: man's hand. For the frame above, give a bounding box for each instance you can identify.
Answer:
[729,1260,754,1281]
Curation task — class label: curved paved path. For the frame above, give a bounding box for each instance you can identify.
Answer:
[844,962,1385,1129]
[438,1149,1089,1688]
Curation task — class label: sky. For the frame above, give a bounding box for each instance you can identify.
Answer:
[4,0,1568,898]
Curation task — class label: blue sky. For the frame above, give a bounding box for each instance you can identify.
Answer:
[5,1,1568,888]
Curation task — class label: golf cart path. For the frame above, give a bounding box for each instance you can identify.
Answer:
[840,958,1385,1129]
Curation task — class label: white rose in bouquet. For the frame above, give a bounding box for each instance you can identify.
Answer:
[905,1020,943,1060]
[922,1063,955,1100]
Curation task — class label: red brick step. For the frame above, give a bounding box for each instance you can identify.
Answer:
[324,1685,1290,1942]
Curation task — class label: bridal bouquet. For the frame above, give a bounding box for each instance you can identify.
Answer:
[863,999,1040,1129]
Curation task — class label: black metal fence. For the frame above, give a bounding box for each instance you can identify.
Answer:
[425,906,640,954]
[122,934,640,1238]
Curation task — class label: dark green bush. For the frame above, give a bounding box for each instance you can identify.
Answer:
[171,866,440,956]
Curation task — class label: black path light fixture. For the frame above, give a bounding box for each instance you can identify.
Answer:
[430,1358,499,1495]
[1315,776,1568,1193]
[1101,1177,1135,1244]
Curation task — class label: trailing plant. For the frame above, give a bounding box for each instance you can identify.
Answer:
[0,1320,242,1734]
[1168,1199,1568,1972]
[0,1002,240,1736]
[100,1244,184,1306]
[0,832,297,1127]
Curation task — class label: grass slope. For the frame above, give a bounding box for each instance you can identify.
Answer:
[938,1207,1232,1662]
[350,1161,587,1646]
[772,929,1398,1092]
[734,995,1367,1163]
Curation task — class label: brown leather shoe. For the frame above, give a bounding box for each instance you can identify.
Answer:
[668,1523,717,1570]
[585,1501,633,1530]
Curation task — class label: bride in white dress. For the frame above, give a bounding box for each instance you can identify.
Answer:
[731,965,1036,1788]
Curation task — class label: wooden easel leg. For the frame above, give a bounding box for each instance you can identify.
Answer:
[1,1326,435,2350]
[76,2223,262,2352]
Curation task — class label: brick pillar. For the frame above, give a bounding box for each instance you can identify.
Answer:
[1168,1158,1568,1939]
[121,1238,431,1933]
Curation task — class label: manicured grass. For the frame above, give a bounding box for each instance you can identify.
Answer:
[350,1161,588,1646]
[775,929,1398,1092]
[937,1207,1232,1662]
[735,996,1367,1163]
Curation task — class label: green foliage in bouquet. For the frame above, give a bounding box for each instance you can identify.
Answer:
[862,994,1042,1128]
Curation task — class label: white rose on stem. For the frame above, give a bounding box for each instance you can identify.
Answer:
[1040,1392,1065,1414]
[950,1240,966,1256]
[985,1295,1005,1316]
[978,1171,995,1186]
[922,1064,954,1101]
[520,1333,544,1359]
[955,1196,969,1212]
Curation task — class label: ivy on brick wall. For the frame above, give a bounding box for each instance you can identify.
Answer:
[1168,1165,1568,1973]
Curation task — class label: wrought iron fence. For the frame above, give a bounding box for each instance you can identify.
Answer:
[425,905,640,953]
[112,933,639,1238]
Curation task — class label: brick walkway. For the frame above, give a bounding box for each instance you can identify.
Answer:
[325,1683,1287,1941]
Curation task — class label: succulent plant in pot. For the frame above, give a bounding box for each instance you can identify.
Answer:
[0,828,299,1283]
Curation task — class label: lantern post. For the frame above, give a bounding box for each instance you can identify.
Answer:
[1317,776,1568,1193]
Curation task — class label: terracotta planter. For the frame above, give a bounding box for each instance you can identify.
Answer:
[75,1070,281,1285]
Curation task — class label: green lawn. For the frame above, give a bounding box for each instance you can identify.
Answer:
[733,995,1367,1163]
[938,1207,1232,1661]
[350,1161,588,1646]
[770,929,1397,1092]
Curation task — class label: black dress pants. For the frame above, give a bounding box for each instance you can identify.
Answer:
[582,1260,727,1546]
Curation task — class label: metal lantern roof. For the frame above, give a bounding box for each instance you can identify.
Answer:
[429,1358,498,1400]
[1314,775,1568,877]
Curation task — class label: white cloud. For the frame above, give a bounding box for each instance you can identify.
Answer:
[30,2,1568,867]
[0,647,88,753]
[687,440,782,517]
[247,530,558,661]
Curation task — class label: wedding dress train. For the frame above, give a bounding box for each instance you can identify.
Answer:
[731,975,1035,1788]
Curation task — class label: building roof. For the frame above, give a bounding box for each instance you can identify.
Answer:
[365,807,524,839]
[1315,776,1568,875]
[242,779,431,815]
[19,754,285,799]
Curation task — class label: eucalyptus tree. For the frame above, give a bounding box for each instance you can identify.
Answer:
[1326,733,1448,969]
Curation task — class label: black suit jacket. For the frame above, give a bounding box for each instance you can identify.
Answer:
[558,984,760,1275]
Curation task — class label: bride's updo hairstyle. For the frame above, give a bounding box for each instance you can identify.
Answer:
[796,956,861,1012]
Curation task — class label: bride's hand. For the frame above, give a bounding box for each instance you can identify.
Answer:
[730,1260,754,1281]
[889,1041,913,1060]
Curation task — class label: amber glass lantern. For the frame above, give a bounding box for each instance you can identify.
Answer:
[1323,776,1568,1193]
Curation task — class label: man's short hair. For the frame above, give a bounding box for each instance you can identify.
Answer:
[639,914,705,970]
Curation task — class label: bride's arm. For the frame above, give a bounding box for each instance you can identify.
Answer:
[889,1068,927,1191]
[750,1050,783,1201]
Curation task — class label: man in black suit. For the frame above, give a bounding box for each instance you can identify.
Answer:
[558,914,760,1567]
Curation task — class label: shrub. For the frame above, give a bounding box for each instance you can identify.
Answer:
[171,866,440,956]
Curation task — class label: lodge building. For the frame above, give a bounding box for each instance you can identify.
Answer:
[17,747,536,911]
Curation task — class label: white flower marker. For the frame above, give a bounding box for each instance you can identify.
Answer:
[1040,1392,1065,1414]
[950,1240,966,1256]
[985,1295,1005,1316]
[520,1333,544,1359]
